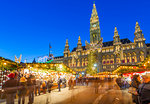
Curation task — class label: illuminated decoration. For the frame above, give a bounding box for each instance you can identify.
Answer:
[113,55,150,74]
[25,63,75,75]
[85,38,103,51]
[38,56,48,63]
[0,57,18,88]
[38,55,54,63]
[46,59,53,63]
[15,54,22,63]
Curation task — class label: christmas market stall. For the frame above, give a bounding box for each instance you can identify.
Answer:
[0,57,18,89]
[112,55,150,83]
[23,63,76,87]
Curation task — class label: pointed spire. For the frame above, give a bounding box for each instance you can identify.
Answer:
[91,2,98,18]
[134,21,145,43]
[114,27,119,37]
[135,21,141,32]
[77,36,82,51]
[78,36,81,41]
[77,36,81,44]
[65,39,69,46]
[93,1,96,8]
[64,39,70,54]
[113,27,120,45]
[32,58,36,63]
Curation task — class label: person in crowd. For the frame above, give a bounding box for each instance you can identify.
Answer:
[57,76,62,92]
[42,80,47,94]
[116,74,124,90]
[35,77,41,96]
[27,75,34,104]
[131,75,141,104]
[86,77,89,86]
[2,73,19,104]
[94,78,99,94]
[47,77,53,93]
[18,76,27,104]
[68,77,73,90]
[32,76,36,96]
[138,74,150,104]
[62,77,66,88]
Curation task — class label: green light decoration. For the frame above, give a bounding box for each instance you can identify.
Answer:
[46,59,53,63]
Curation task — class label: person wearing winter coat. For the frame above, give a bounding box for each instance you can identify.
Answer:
[27,75,34,104]
[131,75,141,104]
[138,74,150,104]
[57,76,62,92]
[2,73,19,104]
[18,76,27,104]
[62,77,66,88]
[47,78,53,93]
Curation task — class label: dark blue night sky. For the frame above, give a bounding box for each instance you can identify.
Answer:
[0,0,150,62]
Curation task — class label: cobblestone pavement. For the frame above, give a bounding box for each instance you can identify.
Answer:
[0,81,134,104]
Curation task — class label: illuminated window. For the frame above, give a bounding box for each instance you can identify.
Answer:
[106,49,109,52]
[110,49,113,52]
[140,51,144,61]
[102,50,105,53]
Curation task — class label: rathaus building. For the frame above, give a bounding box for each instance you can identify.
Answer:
[54,3,150,73]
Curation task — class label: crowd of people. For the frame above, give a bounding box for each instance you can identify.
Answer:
[1,71,76,104]
[116,74,150,104]
[1,71,150,104]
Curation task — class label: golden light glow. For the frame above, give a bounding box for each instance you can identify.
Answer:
[3,62,7,65]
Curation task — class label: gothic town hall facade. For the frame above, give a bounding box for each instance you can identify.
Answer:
[54,3,150,73]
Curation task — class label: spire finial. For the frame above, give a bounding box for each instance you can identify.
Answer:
[78,36,81,40]
[135,21,141,32]
[114,27,119,36]
[115,27,117,32]
[65,39,69,46]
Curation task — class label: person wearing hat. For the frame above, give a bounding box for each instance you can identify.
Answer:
[18,76,27,104]
[2,73,19,104]
[138,74,150,104]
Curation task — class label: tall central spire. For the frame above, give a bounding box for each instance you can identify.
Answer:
[90,2,99,23]
[90,2,101,44]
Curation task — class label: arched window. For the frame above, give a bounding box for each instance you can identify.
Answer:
[106,55,110,64]
[102,56,106,65]
[127,53,131,63]
[122,53,126,63]
[140,51,144,62]
[82,58,85,66]
[110,55,114,64]
[116,53,120,63]
[132,52,137,63]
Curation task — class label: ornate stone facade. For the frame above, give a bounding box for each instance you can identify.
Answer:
[54,3,150,73]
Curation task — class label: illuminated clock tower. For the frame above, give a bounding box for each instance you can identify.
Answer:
[90,2,101,44]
